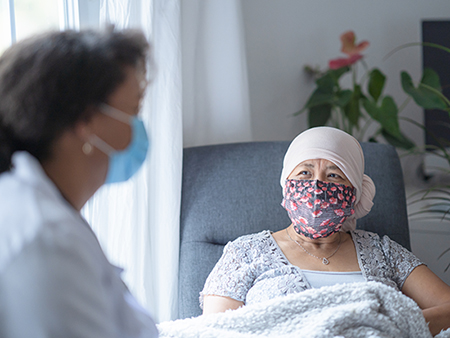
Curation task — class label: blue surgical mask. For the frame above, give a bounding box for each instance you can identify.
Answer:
[89,104,149,184]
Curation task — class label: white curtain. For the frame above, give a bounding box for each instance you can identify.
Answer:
[83,0,252,322]
[83,0,182,322]
[182,0,253,147]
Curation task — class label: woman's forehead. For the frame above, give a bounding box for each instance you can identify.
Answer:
[297,158,340,169]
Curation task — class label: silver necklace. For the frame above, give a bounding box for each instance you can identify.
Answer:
[285,228,342,265]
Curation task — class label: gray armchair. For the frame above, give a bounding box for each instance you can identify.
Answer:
[178,141,410,319]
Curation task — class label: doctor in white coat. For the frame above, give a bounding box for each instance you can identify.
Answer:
[0,29,158,337]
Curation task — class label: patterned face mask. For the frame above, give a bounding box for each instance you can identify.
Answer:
[281,179,356,239]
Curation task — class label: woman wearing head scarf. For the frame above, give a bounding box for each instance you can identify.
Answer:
[201,127,450,336]
[0,29,158,337]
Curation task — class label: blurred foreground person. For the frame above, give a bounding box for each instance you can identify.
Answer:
[0,28,158,337]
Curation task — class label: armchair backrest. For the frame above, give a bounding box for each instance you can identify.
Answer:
[178,141,409,319]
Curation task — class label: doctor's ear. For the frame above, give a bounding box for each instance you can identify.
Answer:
[73,106,101,140]
[72,120,95,156]
[73,119,93,142]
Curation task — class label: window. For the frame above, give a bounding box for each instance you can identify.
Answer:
[0,0,81,55]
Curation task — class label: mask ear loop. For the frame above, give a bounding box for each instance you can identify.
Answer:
[87,134,116,156]
[99,104,133,124]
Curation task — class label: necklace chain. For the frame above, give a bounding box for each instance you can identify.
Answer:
[285,228,342,265]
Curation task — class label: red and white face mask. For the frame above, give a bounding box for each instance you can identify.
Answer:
[281,179,356,239]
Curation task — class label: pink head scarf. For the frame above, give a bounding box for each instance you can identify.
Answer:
[280,126,376,231]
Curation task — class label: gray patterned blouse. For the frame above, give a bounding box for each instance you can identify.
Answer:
[200,230,423,308]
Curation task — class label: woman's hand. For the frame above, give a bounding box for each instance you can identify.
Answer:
[202,295,244,315]
[402,265,450,336]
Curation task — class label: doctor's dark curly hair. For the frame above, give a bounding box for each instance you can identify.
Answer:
[0,28,150,173]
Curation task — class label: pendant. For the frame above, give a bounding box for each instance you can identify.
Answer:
[322,258,330,265]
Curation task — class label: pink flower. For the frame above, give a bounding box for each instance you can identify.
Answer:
[329,54,363,70]
[299,217,308,225]
[314,199,321,205]
[329,197,338,204]
[306,202,314,209]
[340,31,369,56]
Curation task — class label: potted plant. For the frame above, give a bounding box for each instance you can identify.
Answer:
[297,31,449,150]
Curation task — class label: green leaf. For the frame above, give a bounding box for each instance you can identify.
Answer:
[296,86,334,115]
[308,104,332,127]
[336,90,352,107]
[367,68,386,102]
[297,67,350,116]
[305,89,335,108]
[381,129,415,150]
[401,70,447,110]
[328,66,351,84]
[422,67,442,91]
[344,85,362,127]
[363,96,401,138]
[315,72,335,92]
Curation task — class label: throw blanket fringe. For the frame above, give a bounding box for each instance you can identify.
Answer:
[158,282,450,338]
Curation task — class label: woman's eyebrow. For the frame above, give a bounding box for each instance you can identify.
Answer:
[327,165,339,170]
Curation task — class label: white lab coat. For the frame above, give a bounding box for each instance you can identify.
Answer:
[0,152,158,338]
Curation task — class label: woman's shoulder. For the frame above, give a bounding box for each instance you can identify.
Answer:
[0,160,103,273]
[350,229,387,250]
[225,230,274,257]
[232,229,272,241]
[351,229,413,257]
[230,230,273,246]
[351,229,380,238]
[351,229,404,246]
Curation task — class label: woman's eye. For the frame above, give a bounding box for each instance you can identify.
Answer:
[298,170,309,176]
[329,173,341,179]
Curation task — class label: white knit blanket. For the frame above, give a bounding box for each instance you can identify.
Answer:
[158,282,450,338]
